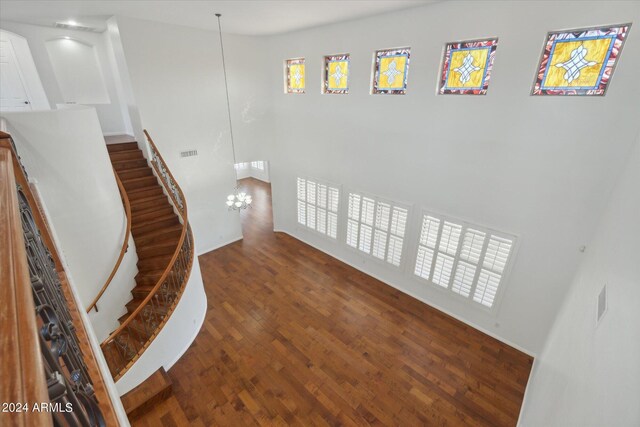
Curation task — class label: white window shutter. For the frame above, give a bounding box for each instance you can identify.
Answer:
[358,224,373,253]
[327,213,338,238]
[297,200,306,225]
[414,211,516,310]
[297,178,306,202]
[298,177,340,239]
[346,219,359,248]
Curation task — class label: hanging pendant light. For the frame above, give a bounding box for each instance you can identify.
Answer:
[216,13,252,211]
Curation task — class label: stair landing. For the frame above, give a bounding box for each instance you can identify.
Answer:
[121,368,173,422]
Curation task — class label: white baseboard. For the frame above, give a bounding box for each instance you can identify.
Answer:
[275,228,536,358]
[515,357,539,426]
[102,131,129,137]
[197,234,243,256]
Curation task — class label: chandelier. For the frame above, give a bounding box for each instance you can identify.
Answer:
[216,13,252,211]
[226,190,252,210]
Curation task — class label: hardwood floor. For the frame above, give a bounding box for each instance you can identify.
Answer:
[133,177,533,426]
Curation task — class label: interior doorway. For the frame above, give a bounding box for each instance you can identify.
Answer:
[233,160,272,239]
[0,29,49,111]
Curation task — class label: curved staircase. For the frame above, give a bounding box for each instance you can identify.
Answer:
[99,133,194,381]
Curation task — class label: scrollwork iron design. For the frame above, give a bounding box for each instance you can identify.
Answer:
[18,186,105,426]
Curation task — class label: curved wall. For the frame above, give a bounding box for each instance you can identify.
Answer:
[115,256,207,395]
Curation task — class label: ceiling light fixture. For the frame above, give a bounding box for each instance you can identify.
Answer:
[215,13,252,211]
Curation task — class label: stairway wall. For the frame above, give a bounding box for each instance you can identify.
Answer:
[0,106,137,340]
[115,257,207,395]
[518,131,640,426]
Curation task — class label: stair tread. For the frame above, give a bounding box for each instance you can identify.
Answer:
[134,224,183,246]
[130,193,167,205]
[109,147,142,158]
[128,184,163,195]
[121,368,173,420]
[122,175,157,184]
[132,213,179,231]
[132,205,174,218]
[106,142,138,153]
[112,159,148,170]
[116,166,153,175]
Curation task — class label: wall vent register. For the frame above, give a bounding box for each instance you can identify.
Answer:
[414,213,515,309]
[297,177,340,239]
[346,192,409,267]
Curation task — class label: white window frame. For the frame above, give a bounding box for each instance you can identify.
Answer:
[296,177,340,240]
[345,189,411,269]
[411,209,518,313]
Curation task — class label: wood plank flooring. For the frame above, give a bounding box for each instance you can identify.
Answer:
[133,178,533,426]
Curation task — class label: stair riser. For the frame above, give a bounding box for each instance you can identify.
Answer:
[109,150,144,162]
[137,257,172,271]
[117,168,154,181]
[133,218,180,236]
[106,142,138,153]
[138,244,178,259]
[134,229,182,246]
[133,206,175,222]
[131,288,153,299]
[128,187,165,201]
[131,196,168,213]
[113,159,148,171]
[122,177,159,192]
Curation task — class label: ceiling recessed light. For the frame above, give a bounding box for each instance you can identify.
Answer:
[67,20,78,26]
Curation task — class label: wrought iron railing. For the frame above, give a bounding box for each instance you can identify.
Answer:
[1,131,119,426]
[20,187,106,426]
[100,130,194,380]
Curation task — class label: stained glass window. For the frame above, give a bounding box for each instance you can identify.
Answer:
[323,54,349,94]
[438,38,498,95]
[285,58,305,94]
[371,47,410,95]
[532,24,630,96]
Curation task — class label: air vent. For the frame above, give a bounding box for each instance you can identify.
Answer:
[54,22,99,32]
[180,150,198,158]
[597,284,607,325]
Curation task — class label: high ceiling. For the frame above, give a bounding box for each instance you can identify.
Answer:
[0,1,435,35]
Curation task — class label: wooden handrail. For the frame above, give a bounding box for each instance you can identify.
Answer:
[100,130,193,380]
[86,168,132,313]
[1,133,120,425]
[0,139,52,427]
[144,129,187,218]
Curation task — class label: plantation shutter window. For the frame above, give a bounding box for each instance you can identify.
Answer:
[414,212,515,310]
[346,191,409,267]
[473,236,513,307]
[296,177,340,239]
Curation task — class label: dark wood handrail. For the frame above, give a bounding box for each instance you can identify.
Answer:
[86,168,132,313]
[0,138,52,427]
[1,133,120,425]
[100,130,193,380]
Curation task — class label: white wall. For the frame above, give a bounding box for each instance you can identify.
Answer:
[267,0,640,354]
[0,106,137,339]
[115,256,207,396]
[519,130,640,426]
[0,21,129,135]
[114,16,275,254]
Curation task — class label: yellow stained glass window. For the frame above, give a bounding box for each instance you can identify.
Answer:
[323,54,349,94]
[532,24,630,96]
[285,58,305,94]
[438,38,498,95]
[371,47,410,95]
